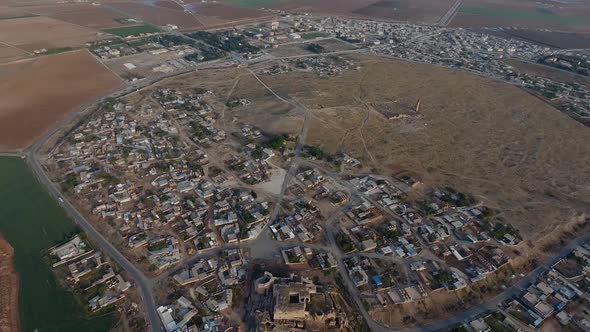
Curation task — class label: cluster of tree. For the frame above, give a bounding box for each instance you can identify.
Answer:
[188,31,259,54]
[306,43,325,54]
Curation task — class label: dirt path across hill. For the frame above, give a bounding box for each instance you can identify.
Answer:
[0,234,18,332]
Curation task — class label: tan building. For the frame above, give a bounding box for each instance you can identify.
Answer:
[273,281,316,325]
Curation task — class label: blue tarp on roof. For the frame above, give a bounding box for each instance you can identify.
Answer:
[372,275,383,286]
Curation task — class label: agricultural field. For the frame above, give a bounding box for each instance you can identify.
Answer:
[103,23,160,37]
[184,1,270,24]
[222,0,289,8]
[0,16,105,52]
[450,0,590,32]
[0,5,36,19]
[199,0,454,24]
[0,44,28,63]
[0,50,122,151]
[353,0,455,24]
[504,59,590,90]
[243,53,590,240]
[24,3,131,29]
[106,1,204,30]
[486,29,590,49]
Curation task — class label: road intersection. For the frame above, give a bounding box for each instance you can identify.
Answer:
[11,48,590,332]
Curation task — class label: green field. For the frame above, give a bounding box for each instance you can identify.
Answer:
[103,24,160,37]
[302,32,329,40]
[223,0,283,9]
[0,157,116,332]
[459,6,590,25]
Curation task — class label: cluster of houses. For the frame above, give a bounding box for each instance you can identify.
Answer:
[500,243,590,330]
[159,248,248,331]
[49,235,132,312]
[270,198,321,243]
[333,175,527,311]
[52,84,279,274]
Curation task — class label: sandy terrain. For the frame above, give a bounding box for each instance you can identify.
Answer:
[0,235,18,332]
[0,16,105,52]
[247,54,590,239]
[0,50,122,151]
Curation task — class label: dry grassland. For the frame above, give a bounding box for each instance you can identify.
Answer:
[250,54,590,239]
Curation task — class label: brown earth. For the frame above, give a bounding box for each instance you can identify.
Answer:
[504,58,590,90]
[0,16,105,52]
[247,54,590,239]
[0,5,33,19]
[0,235,18,332]
[272,0,380,15]
[105,1,204,30]
[185,2,269,22]
[449,0,590,33]
[0,44,27,63]
[0,50,122,151]
[353,0,455,24]
[24,3,129,29]
[485,29,590,49]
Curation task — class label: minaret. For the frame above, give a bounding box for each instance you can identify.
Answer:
[415,99,421,114]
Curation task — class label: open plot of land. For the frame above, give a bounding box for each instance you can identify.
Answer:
[23,3,130,29]
[485,29,590,49]
[105,1,204,30]
[0,5,35,19]
[267,38,357,57]
[184,2,270,25]
[104,51,178,78]
[103,23,160,37]
[0,16,104,52]
[353,0,455,24]
[250,54,590,239]
[211,0,452,24]
[0,50,122,151]
[0,44,28,63]
[504,58,590,90]
[450,0,590,33]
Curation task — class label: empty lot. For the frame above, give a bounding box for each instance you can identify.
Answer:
[450,0,590,32]
[0,50,122,151]
[0,16,104,52]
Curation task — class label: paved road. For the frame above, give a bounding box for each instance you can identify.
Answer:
[26,148,162,331]
[439,0,464,26]
[11,41,590,332]
[20,75,186,332]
